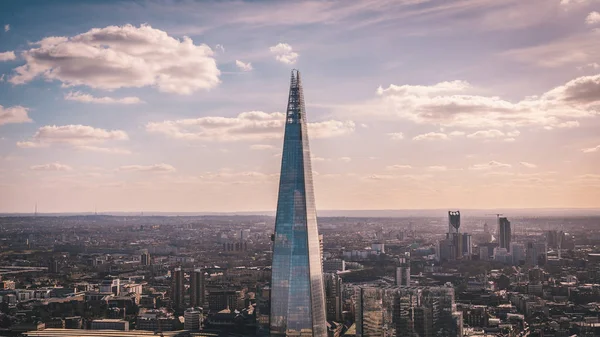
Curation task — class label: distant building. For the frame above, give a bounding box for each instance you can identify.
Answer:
[355,285,461,337]
[510,243,526,265]
[461,233,472,258]
[208,290,242,312]
[90,319,129,331]
[395,265,410,286]
[526,242,548,266]
[448,211,461,234]
[140,250,151,266]
[323,259,346,273]
[479,242,499,261]
[184,307,203,331]
[493,247,511,263]
[324,273,343,322]
[171,267,184,310]
[137,309,176,331]
[1,280,15,290]
[498,217,512,251]
[371,243,385,254]
[190,268,205,307]
[99,278,120,295]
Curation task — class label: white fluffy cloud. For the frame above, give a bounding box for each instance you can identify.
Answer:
[586,11,600,25]
[582,145,600,153]
[387,132,404,140]
[0,105,32,126]
[4,24,9,32]
[373,74,600,129]
[235,60,253,71]
[65,91,143,104]
[250,144,275,150]
[0,51,16,61]
[146,111,354,141]
[18,125,129,153]
[520,162,538,168]
[118,163,176,173]
[269,43,299,64]
[470,161,512,170]
[427,165,448,172]
[30,162,73,171]
[466,129,516,140]
[76,146,132,155]
[9,24,220,94]
[386,164,412,170]
[412,132,449,141]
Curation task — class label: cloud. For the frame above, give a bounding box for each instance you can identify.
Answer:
[269,43,299,64]
[4,24,9,32]
[427,165,448,172]
[311,156,327,162]
[377,80,470,96]
[0,105,32,126]
[65,91,143,104]
[146,111,354,141]
[466,129,505,139]
[9,24,220,94]
[235,60,253,71]
[560,0,588,4]
[30,162,73,171]
[372,74,600,129]
[215,44,225,53]
[412,132,449,141]
[449,131,465,137]
[386,164,412,170]
[118,163,176,173]
[0,51,16,61]
[387,132,404,140]
[582,145,600,153]
[338,157,352,162]
[586,11,600,25]
[18,125,128,149]
[250,144,275,150]
[76,146,132,155]
[470,161,512,170]
[520,162,538,168]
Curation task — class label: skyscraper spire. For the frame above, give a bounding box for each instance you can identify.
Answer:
[270,70,327,337]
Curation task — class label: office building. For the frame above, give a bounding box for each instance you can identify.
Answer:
[355,286,460,337]
[323,259,345,273]
[208,290,242,312]
[99,278,120,296]
[270,70,327,337]
[511,242,526,265]
[498,217,512,251]
[184,308,203,331]
[526,242,548,266]
[355,287,384,337]
[324,273,343,322]
[190,268,205,308]
[448,211,460,234]
[395,265,410,286]
[90,319,129,331]
[171,267,184,310]
[461,233,472,257]
[140,250,151,266]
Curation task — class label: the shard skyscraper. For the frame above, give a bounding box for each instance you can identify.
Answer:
[270,70,327,337]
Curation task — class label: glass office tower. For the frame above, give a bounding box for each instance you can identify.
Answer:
[270,70,327,337]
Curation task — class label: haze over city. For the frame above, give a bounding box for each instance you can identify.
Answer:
[1,0,600,213]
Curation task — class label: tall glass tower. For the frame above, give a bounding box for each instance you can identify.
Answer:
[270,70,327,337]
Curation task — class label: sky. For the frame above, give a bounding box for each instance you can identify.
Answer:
[0,0,600,213]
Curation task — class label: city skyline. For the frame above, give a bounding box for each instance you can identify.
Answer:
[1,0,600,212]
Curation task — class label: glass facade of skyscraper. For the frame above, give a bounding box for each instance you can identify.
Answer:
[270,70,327,337]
